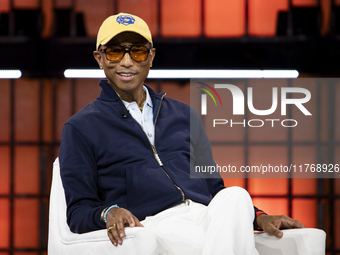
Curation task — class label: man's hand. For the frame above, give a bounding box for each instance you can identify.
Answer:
[106,207,143,246]
[257,214,305,238]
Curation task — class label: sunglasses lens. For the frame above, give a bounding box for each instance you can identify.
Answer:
[104,46,149,62]
[130,46,149,62]
[105,46,125,61]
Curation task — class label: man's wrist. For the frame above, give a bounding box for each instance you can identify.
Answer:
[256,213,267,231]
[100,207,109,222]
[103,204,120,223]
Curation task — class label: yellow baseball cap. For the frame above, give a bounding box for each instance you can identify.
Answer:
[96,13,153,50]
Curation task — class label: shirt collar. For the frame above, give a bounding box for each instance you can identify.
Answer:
[122,86,153,109]
[143,86,153,108]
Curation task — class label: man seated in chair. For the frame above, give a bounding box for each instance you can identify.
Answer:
[59,13,305,255]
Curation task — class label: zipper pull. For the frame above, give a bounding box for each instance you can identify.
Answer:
[152,146,163,167]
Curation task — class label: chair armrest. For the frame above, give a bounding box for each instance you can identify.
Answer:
[255,228,326,255]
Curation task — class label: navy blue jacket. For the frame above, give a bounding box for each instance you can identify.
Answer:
[59,79,263,233]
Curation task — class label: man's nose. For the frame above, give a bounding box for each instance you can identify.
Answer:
[120,51,134,67]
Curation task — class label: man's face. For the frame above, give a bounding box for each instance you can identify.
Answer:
[93,32,155,95]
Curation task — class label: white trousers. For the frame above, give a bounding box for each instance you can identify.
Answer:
[130,186,260,255]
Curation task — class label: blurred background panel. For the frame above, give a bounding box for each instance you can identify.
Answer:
[204,0,245,37]
[248,0,288,36]
[161,0,201,37]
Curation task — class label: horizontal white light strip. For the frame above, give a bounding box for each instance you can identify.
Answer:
[64,69,299,79]
[147,69,299,78]
[64,69,105,78]
[0,70,22,79]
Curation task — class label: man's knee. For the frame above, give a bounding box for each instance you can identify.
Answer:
[208,186,254,221]
[218,186,251,201]
[210,186,254,214]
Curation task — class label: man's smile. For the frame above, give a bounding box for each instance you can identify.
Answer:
[116,71,137,81]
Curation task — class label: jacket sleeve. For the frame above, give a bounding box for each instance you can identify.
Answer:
[254,207,267,231]
[190,107,266,230]
[190,107,225,196]
[59,123,107,233]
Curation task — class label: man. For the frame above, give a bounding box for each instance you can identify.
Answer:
[59,13,305,254]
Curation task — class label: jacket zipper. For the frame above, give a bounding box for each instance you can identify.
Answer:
[151,145,185,201]
[152,94,185,201]
[126,93,185,202]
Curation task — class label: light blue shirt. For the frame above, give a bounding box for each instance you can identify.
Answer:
[122,86,154,145]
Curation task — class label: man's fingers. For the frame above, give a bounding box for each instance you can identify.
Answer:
[289,219,305,228]
[133,216,144,228]
[275,229,283,238]
[126,214,136,228]
[273,220,281,229]
[105,208,144,246]
[285,220,305,229]
[281,216,306,229]
[107,224,120,246]
[264,222,280,236]
[116,220,126,240]
[135,221,144,227]
[108,232,116,246]
[259,215,306,239]
[297,221,306,228]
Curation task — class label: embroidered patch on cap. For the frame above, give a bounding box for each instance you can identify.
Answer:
[116,14,136,26]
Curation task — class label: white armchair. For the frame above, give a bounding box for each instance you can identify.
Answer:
[48,158,326,255]
[48,158,158,255]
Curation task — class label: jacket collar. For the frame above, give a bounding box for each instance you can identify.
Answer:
[98,79,120,102]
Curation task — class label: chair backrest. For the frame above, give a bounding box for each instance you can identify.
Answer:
[48,157,65,254]
[50,158,85,250]
[49,158,112,252]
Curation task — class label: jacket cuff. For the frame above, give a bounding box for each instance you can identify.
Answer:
[253,207,267,231]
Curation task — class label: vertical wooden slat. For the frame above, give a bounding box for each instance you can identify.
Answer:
[14,199,39,248]
[0,80,10,142]
[0,199,10,248]
[14,79,40,142]
[204,0,245,37]
[10,79,15,255]
[0,147,10,194]
[292,199,317,228]
[248,0,289,36]
[14,146,40,194]
[161,0,201,37]
[247,146,288,195]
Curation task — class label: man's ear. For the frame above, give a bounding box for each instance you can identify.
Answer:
[149,48,156,67]
[93,51,103,67]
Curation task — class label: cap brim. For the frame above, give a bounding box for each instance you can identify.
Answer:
[98,31,153,50]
